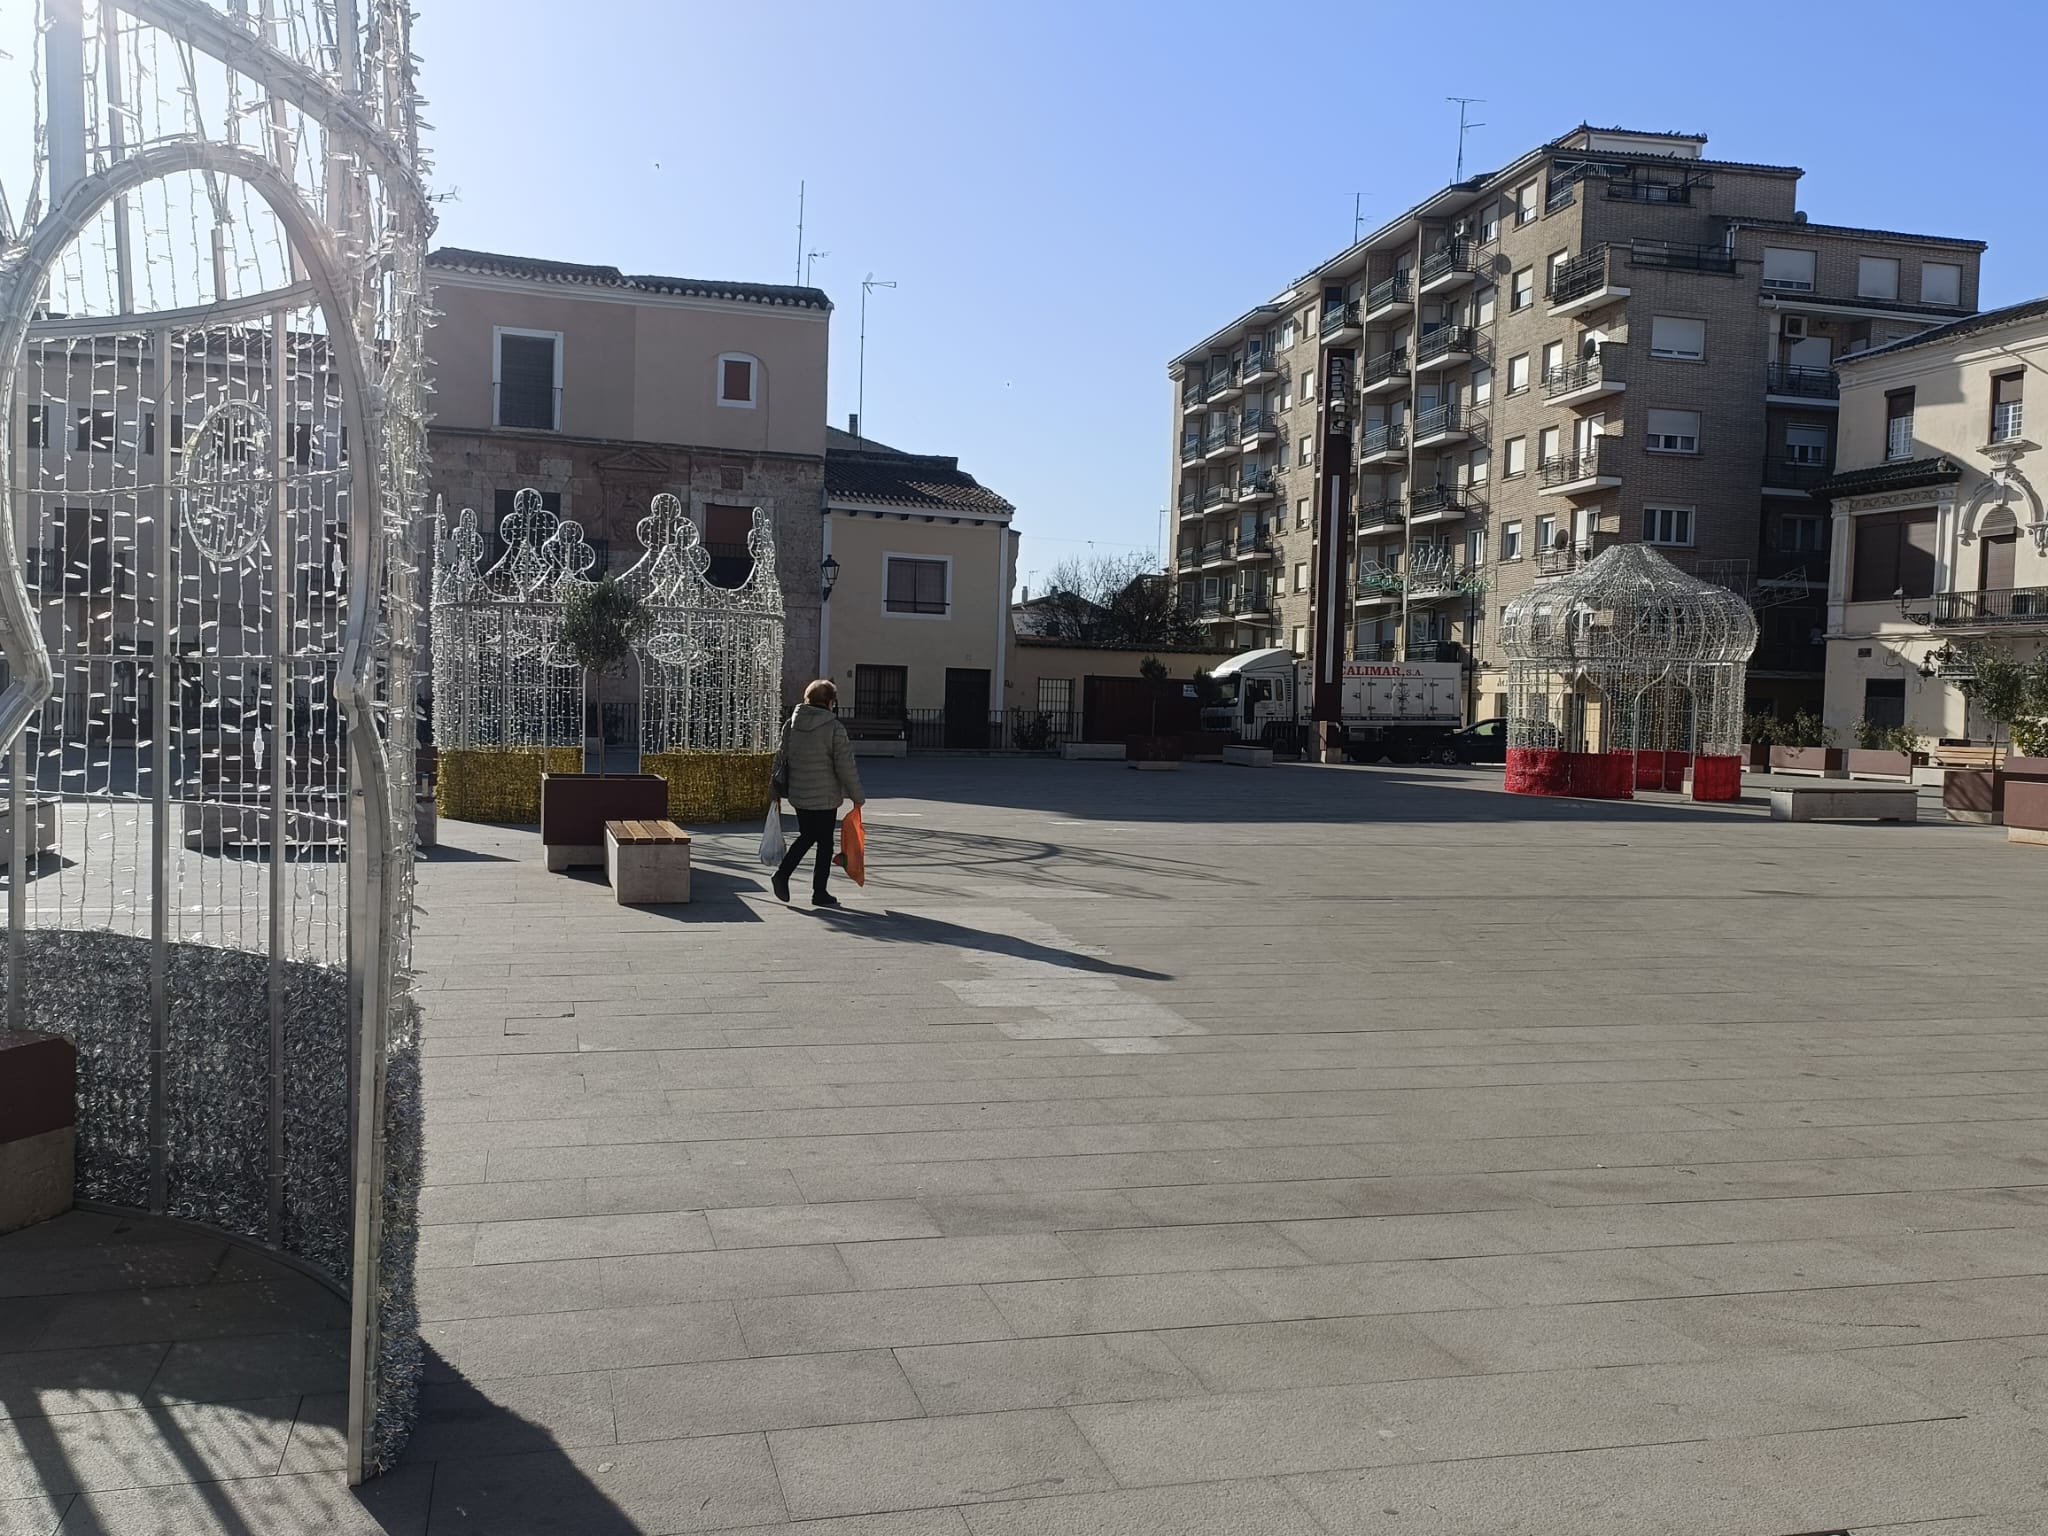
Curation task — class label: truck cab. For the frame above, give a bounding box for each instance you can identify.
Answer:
[1206,647,1466,763]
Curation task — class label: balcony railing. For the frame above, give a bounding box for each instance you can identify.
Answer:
[1538,439,1619,489]
[1362,349,1407,388]
[1198,538,1230,563]
[1354,642,1400,662]
[1203,368,1240,400]
[1177,487,1199,513]
[1408,486,1470,520]
[1419,243,1471,284]
[1234,588,1273,615]
[1607,178,1693,205]
[1543,348,1624,400]
[1192,596,1230,619]
[1364,274,1409,314]
[1544,179,1576,213]
[1628,239,1737,275]
[1930,586,2048,628]
[1320,299,1362,337]
[1238,408,1271,440]
[1413,326,1474,366]
[1201,484,1233,509]
[1412,403,1469,440]
[1549,248,1614,306]
[1175,546,1201,572]
[1537,532,1619,576]
[1767,364,1840,400]
[1241,350,1277,379]
[1204,424,1236,453]
[1237,532,1274,557]
[1764,459,1832,491]
[1180,434,1204,461]
[1356,498,1404,531]
[1238,470,1277,497]
[1359,422,1407,458]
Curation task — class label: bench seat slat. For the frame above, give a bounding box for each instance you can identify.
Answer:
[607,818,690,845]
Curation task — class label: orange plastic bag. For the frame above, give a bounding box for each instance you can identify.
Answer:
[835,805,867,887]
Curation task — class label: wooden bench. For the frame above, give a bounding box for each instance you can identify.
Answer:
[1930,745,2003,772]
[1769,786,1918,824]
[604,818,692,904]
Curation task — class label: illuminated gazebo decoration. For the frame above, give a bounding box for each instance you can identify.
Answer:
[1500,543,1757,800]
[1,0,431,1483]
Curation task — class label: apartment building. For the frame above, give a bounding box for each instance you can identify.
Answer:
[424,247,832,716]
[1818,296,2045,741]
[1167,125,1984,726]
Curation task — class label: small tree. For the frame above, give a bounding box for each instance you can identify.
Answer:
[1963,644,2048,756]
[558,576,654,774]
[1139,655,1169,738]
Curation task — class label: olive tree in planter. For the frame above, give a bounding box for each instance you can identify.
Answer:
[1126,656,1183,770]
[1767,708,1843,776]
[540,577,669,871]
[1963,647,2048,834]
[1847,720,1924,780]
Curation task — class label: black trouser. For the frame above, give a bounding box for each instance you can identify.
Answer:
[775,807,838,896]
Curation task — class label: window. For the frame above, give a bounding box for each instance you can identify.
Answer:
[1471,366,1491,405]
[1992,371,2024,443]
[854,664,908,723]
[1503,436,1528,478]
[21,404,49,450]
[1778,513,1825,554]
[1650,315,1706,360]
[1546,250,1569,296]
[1850,508,1937,602]
[1479,203,1500,243]
[1536,513,1558,550]
[1540,340,1564,383]
[1291,625,1306,655]
[1465,527,1487,568]
[1466,446,1489,485]
[884,555,949,615]
[1277,437,1289,470]
[1647,408,1701,454]
[1857,256,1901,301]
[1281,319,1297,349]
[1502,521,1523,560]
[1302,368,1315,401]
[1293,561,1309,593]
[1299,435,1314,466]
[1761,247,1817,292]
[1296,497,1310,529]
[1475,287,1496,327]
[1643,505,1694,546]
[1886,388,1915,461]
[1864,677,1907,731]
[1506,354,1530,394]
[1921,262,1962,307]
[1038,678,1075,719]
[1786,423,1829,465]
[76,408,116,452]
[1537,426,1561,467]
[1278,377,1292,410]
[494,328,561,430]
[717,353,758,408]
[1515,180,1539,225]
[1511,268,1534,312]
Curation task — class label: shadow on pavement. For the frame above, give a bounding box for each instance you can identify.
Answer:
[809,904,1172,980]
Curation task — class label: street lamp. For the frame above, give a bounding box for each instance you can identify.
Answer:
[820,554,840,603]
[858,274,896,440]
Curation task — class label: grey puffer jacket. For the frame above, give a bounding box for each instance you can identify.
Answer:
[781,704,865,811]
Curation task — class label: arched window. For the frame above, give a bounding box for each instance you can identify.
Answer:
[717,352,760,409]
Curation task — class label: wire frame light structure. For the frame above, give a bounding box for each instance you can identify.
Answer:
[1499,543,1757,800]
[0,0,431,1481]
[431,489,787,758]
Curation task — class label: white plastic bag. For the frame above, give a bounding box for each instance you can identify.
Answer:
[758,804,786,865]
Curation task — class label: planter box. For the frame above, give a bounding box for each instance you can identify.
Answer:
[1769,746,1845,777]
[1179,731,1231,762]
[1846,749,1915,781]
[2002,756,2048,781]
[1738,742,1771,771]
[540,772,668,871]
[2005,778,2048,834]
[1943,768,2001,824]
[1124,735,1185,765]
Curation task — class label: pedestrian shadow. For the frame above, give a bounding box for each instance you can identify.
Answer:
[556,864,766,923]
[809,904,1171,980]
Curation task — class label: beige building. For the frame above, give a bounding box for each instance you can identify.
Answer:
[1819,297,2045,741]
[1168,125,1984,726]
[820,426,1018,744]
[423,247,832,721]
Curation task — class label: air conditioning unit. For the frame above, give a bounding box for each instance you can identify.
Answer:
[1780,316,1808,340]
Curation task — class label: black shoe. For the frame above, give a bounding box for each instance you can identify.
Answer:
[812,891,842,909]
[771,875,790,903]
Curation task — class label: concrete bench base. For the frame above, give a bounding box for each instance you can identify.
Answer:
[851,739,907,758]
[2008,826,2048,847]
[1222,745,1274,766]
[1,1030,76,1235]
[1769,787,1918,823]
[606,820,692,904]
[1061,743,1124,761]
[0,800,59,868]
[182,796,344,852]
[1128,760,1180,772]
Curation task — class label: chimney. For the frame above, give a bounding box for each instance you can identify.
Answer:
[847,413,859,439]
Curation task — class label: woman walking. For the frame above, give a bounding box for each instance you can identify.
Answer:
[772,679,866,908]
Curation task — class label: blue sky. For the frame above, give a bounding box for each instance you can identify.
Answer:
[6,1,2043,594]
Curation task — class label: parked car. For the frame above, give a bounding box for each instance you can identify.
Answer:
[1433,717,1506,765]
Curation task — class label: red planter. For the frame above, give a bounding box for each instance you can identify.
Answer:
[1691,755,1741,801]
[1769,746,1844,775]
[1633,751,1690,792]
[1506,748,1633,799]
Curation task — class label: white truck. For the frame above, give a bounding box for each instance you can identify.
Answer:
[1202,647,1465,762]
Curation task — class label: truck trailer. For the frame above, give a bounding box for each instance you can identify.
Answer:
[1202,647,1465,763]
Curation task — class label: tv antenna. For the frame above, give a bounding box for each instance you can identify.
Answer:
[1353,193,1369,244]
[805,249,828,286]
[1448,97,1485,182]
[795,180,806,284]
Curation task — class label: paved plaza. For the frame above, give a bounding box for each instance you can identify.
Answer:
[9,756,2048,1533]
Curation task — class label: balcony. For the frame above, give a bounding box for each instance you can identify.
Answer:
[1412,403,1476,448]
[1405,564,1471,602]
[1177,486,1200,519]
[1200,537,1233,568]
[1363,274,1411,322]
[1354,566,1402,605]
[1418,242,1475,295]
[1358,421,1407,465]
[1930,586,2048,629]
[1407,486,1472,525]
[1537,532,1620,577]
[1181,381,1205,415]
[1233,590,1273,619]
[1238,408,1277,446]
[1766,364,1840,404]
[1204,422,1241,460]
[1409,639,1465,664]
[1548,248,1630,318]
[1543,344,1626,406]
[1360,348,1409,396]
[1356,497,1404,532]
[1179,432,1204,466]
[1763,458,1832,496]
[1353,643,1400,662]
[1205,368,1243,405]
[1413,325,1475,370]
[1175,546,1201,573]
[1544,179,1577,213]
[1237,470,1277,503]
[1236,532,1275,562]
[1537,440,1622,497]
[1191,595,1230,620]
[1320,300,1363,342]
[1628,239,1737,276]
[1606,177,1693,205]
[1241,350,1279,385]
[1201,483,1235,512]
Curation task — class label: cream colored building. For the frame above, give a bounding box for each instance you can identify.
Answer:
[820,426,1019,743]
[1820,296,2045,741]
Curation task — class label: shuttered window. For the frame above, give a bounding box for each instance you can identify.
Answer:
[1850,509,1937,602]
[1761,247,1816,291]
[884,557,948,615]
[1650,315,1706,360]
